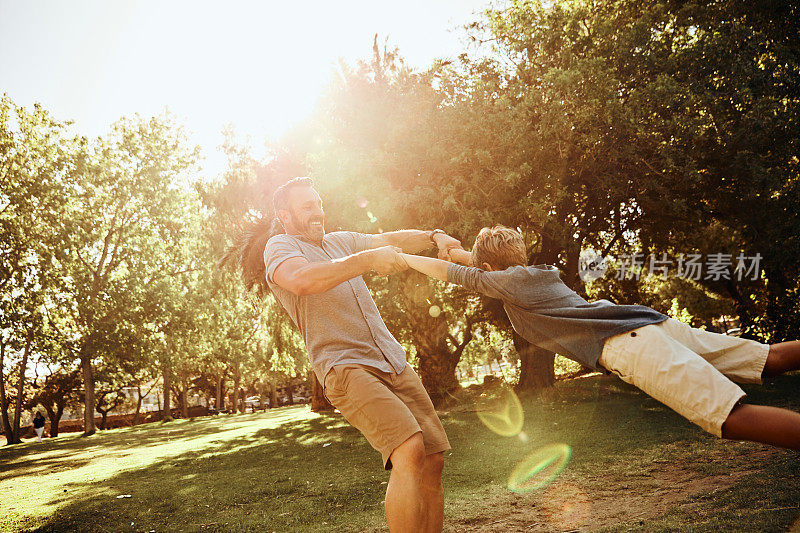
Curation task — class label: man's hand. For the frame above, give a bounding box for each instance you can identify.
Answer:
[368,246,408,275]
[433,233,463,260]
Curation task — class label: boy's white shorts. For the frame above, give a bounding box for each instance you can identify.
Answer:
[598,318,770,437]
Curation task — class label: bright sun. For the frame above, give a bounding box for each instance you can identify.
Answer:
[0,0,491,176]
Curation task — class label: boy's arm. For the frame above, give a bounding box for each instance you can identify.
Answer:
[399,253,521,305]
[447,248,472,266]
[398,253,450,282]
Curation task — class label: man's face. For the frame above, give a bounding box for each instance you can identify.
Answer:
[282,186,325,243]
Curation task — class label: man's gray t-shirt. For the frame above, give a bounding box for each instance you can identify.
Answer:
[447,264,669,369]
[264,231,407,384]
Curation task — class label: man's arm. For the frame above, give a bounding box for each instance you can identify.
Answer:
[272,246,405,296]
[370,230,462,256]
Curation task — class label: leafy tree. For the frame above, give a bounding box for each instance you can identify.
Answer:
[25,366,81,437]
[202,136,313,410]
[294,39,499,400]
[55,112,200,435]
[0,95,78,442]
[91,364,129,430]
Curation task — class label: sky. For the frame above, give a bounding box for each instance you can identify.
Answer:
[0,0,493,177]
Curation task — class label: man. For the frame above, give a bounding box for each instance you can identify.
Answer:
[262,177,461,533]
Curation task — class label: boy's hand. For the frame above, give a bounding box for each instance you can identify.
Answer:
[368,246,408,275]
[447,248,473,266]
[433,233,462,260]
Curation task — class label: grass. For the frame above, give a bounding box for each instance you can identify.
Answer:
[1,373,799,532]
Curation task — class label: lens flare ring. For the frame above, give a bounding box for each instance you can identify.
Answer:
[475,385,524,437]
[507,443,571,493]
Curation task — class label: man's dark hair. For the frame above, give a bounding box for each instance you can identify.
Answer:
[273,176,314,215]
[222,177,314,297]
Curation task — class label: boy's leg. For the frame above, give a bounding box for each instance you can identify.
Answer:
[722,404,800,450]
[658,318,800,379]
[599,324,747,437]
[762,340,800,378]
[656,318,770,383]
[601,321,800,450]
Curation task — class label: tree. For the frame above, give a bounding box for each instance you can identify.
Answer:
[55,111,200,435]
[201,135,314,410]
[0,96,78,443]
[25,366,81,437]
[92,365,129,430]
[294,38,498,401]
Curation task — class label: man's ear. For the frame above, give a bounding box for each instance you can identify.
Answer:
[276,209,290,228]
[482,262,494,272]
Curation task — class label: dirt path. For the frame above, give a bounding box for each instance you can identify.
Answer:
[445,445,780,532]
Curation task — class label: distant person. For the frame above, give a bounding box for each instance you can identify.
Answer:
[33,412,45,442]
[400,225,800,450]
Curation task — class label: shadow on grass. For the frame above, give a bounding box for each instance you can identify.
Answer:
[18,373,800,533]
[28,412,388,533]
[443,373,800,509]
[0,408,315,483]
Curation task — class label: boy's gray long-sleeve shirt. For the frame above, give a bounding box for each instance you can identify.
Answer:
[447,264,669,369]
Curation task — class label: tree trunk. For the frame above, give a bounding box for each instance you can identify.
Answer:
[216,375,223,411]
[563,244,583,294]
[232,364,241,414]
[286,383,294,406]
[44,405,56,436]
[258,382,266,410]
[0,341,13,444]
[80,346,96,436]
[310,374,333,412]
[417,346,461,404]
[46,404,63,437]
[269,381,278,408]
[162,361,172,422]
[133,384,143,426]
[180,374,189,418]
[97,407,108,430]
[513,332,555,391]
[12,331,33,444]
[408,312,462,404]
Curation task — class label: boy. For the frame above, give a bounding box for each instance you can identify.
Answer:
[400,225,800,450]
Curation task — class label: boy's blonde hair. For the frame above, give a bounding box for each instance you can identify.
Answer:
[471,225,527,270]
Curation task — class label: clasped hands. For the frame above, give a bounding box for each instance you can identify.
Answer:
[369,233,462,275]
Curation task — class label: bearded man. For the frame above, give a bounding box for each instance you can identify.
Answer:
[259,177,461,533]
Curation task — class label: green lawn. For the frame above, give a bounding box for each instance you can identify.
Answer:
[2,373,799,532]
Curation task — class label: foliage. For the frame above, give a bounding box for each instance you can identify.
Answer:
[4,0,800,424]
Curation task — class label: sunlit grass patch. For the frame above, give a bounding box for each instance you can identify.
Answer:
[2,373,799,532]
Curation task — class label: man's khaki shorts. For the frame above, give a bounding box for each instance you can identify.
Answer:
[323,363,451,469]
[599,318,770,437]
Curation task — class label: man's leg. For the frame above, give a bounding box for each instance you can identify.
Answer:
[385,432,426,533]
[420,452,444,533]
[762,340,800,378]
[722,403,800,450]
[387,365,450,532]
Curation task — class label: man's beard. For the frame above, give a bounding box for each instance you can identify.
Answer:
[291,211,325,241]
